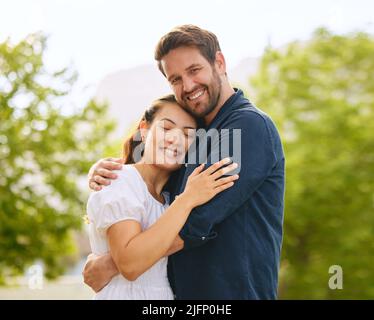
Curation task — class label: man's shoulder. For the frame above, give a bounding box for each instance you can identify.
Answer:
[220,102,283,154]
[223,102,275,130]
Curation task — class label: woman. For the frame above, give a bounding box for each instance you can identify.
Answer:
[87,94,239,299]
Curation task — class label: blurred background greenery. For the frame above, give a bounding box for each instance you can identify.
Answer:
[250,28,374,299]
[0,33,115,288]
[1,0,373,300]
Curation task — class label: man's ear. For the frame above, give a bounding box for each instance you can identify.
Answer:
[214,51,227,76]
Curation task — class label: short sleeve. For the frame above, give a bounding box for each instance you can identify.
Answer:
[87,167,146,234]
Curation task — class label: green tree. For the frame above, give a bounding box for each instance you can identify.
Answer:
[251,28,374,299]
[0,33,115,283]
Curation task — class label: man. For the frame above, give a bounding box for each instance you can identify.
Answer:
[84,25,285,299]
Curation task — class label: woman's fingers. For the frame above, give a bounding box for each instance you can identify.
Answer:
[202,157,231,175]
[211,162,238,180]
[214,174,239,188]
[214,181,235,195]
[190,163,205,177]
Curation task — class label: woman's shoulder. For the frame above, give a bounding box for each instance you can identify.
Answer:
[87,164,147,208]
[87,165,147,229]
[116,164,145,186]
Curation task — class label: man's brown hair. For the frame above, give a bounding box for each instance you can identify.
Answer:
[154,24,221,76]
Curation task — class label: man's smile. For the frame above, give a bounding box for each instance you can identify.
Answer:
[186,87,206,101]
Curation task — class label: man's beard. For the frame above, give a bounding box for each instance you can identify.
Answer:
[181,70,221,119]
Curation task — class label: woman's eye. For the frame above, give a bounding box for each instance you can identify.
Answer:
[184,130,196,138]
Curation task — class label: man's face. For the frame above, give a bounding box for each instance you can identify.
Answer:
[161,46,222,119]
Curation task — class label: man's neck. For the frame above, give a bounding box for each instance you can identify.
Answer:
[204,83,235,126]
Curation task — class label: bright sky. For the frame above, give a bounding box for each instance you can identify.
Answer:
[1,0,374,100]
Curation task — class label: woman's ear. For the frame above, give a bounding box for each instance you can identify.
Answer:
[139,120,149,142]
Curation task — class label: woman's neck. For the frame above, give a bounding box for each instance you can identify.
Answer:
[133,162,171,201]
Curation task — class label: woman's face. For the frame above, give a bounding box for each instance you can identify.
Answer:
[141,102,197,171]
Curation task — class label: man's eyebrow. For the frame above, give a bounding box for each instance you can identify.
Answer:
[167,64,203,82]
[186,63,202,71]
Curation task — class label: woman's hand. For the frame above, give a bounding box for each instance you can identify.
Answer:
[182,158,239,208]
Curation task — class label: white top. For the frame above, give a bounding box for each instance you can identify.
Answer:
[87,164,174,300]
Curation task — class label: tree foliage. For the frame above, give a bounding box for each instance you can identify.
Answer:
[0,33,115,282]
[251,28,374,298]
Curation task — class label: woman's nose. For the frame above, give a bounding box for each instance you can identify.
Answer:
[165,131,177,143]
[165,129,182,144]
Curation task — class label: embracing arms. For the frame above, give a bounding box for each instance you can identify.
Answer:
[83,159,238,291]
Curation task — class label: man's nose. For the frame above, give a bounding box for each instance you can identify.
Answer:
[182,76,196,94]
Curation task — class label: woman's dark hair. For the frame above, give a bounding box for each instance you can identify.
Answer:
[122,94,177,164]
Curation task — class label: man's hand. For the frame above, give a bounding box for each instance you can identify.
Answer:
[82,253,119,293]
[88,157,124,191]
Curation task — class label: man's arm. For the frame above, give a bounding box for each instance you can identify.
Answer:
[179,111,278,250]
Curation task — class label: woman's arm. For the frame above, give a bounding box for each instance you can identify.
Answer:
[107,195,193,281]
[108,159,238,281]
[164,235,184,257]
[82,235,182,291]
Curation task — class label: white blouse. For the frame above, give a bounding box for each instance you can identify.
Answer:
[87,164,174,300]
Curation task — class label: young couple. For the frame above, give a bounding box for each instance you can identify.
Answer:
[83,25,285,300]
